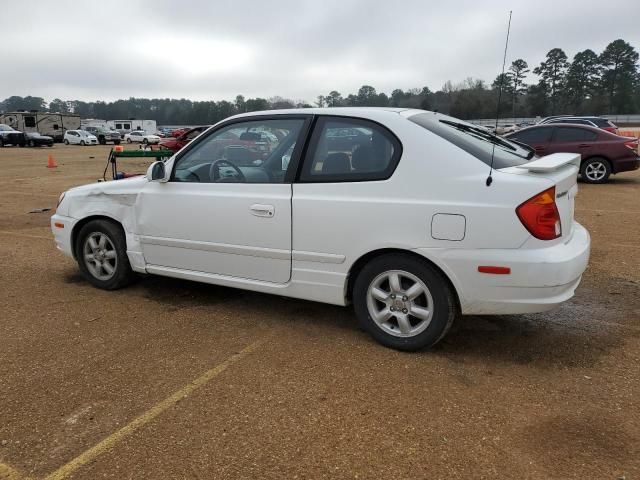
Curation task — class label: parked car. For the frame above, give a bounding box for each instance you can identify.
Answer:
[25,132,54,147]
[170,128,190,138]
[505,124,639,183]
[0,124,26,147]
[51,108,590,351]
[159,125,210,153]
[64,130,99,146]
[125,131,160,144]
[496,124,519,135]
[538,116,619,134]
[84,126,122,145]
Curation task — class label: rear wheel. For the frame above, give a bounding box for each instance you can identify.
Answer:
[28,140,35,147]
[127,138,132,143]
[143,138,148,145]
[63,139,69,145]
[581,157,611,184]
[0,138,4,147]
[76,220,135,290]
[353,254,459,351]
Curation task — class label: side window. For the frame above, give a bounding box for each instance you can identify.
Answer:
[24,116,36,128]
[554,127,597,142]
[53,124,59,130]
[116,123,122,129]
[185,129,202,140]
[172,118,306,184]
[300,117,401,182]
[510,128,552,144]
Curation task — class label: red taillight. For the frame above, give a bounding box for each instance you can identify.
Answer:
[624,138,638,151]
[604,127,617,134]
[516,187,561,240]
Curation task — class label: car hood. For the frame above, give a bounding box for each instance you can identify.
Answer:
[67,175,148,199]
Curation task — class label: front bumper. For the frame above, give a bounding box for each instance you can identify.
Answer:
[419,222,591,315]
[51,214,77,258]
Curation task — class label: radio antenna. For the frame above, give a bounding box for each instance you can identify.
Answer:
[486,10,512,187]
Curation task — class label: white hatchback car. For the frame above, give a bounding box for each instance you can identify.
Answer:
[63,130,99,146]
[124,131,160,144]
[52,108,590,351]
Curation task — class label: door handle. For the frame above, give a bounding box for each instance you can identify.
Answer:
[250,204,275,217]
[578,144,590,148]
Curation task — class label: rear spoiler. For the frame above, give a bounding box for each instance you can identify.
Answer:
[515,153,581,173]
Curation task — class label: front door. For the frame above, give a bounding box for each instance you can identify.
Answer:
[135,116,309,284]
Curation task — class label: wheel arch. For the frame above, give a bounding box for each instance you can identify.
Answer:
[71,215,125,260]
[345,248,461,309]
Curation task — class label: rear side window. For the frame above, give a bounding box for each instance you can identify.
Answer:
[299,117,401,182]
[509,128,552,144]
[554,127,597,142]
[409,113,533,169]
[590,118,613,128]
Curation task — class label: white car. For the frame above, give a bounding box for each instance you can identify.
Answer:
[124,131,160,144]
[51,108,590,351]
[63,130,99,146]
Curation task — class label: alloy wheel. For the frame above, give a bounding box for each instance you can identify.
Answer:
[366,270,434,337]
[83,232,118,281]
[585,161,607,181]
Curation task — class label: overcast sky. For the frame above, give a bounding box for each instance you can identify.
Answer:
[2,0,638,103]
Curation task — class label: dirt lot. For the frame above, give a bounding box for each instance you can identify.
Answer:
[1,143,639,480]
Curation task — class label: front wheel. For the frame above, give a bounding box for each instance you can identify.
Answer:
[76,220,135,290]
[142,138,148,145]
[113,140,121,145]
[63,139,69,145]
[126,138,132,144]
[353,254,458,351]
[581,157,611,184]
[80,140,86,146]
[28,140,35,147]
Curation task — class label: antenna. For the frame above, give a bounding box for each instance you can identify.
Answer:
[486,10,512,187]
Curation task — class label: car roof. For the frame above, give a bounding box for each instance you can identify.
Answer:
[229,107,414,121]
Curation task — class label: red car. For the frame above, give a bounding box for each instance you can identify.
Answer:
[506,124,639,183]
[159,126,210,153]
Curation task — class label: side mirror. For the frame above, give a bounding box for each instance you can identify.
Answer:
[147,161,167,182]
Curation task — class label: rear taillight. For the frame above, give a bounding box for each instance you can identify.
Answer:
[516,187,561,240]
[604,127,618,134]
[624,138,639,152]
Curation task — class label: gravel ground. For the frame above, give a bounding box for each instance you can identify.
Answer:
[0,144,638,480]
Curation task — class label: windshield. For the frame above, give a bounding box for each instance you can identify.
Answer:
[408,113,535,169]
[0,124,16,132]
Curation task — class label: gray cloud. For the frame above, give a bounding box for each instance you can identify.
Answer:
[2,0,638,102]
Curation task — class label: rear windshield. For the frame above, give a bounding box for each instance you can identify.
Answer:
[589,118,613,128]
[408,113,534,169]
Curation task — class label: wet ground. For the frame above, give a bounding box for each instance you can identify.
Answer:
[0,144,639,479]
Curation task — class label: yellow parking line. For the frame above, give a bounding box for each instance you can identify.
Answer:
[44,338,265,480]
[0,462,27,480]
[0,231,51,241]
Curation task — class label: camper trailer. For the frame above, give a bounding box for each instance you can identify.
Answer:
[0,111,80,142]
[106,119,157,138]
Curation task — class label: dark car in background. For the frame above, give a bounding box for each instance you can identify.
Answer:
[25,132,54,147]
[538,116,619,134]
[0,124,26,147]
[84,126,122,145]
[159,125,210,153]
[506,124,639,183]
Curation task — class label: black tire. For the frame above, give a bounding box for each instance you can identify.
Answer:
[353,253,459,351]
[28,140,35,147]
[64,139,69,145]
[0,138,4,147]
[580,157,611,184]
[127,138,132,144]
[114,140,121,145]
[75,219,135,290]
[80,140,86,146]
[99,136,106,145]
[143,138,148,145]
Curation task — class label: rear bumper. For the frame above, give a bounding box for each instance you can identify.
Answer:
[613,156,640,174]
[418,222,591,315]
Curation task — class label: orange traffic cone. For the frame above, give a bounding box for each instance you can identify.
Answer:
[47,154,57,168]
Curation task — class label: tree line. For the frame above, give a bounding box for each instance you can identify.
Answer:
[1,39,638,124]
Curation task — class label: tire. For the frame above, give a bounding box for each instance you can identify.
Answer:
[99,136,106,145]
[80,140,86,146]
[114,140,121,145]
[353,253,459,351]
[0,138,4,147]
[75,220,135,290]
[126,138,132,144]
[581,157,611,184]
[64,139,69,145]
[143,138,148,145]
[28,140,35,147]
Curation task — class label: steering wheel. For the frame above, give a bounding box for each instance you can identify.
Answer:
[209,159,246,183]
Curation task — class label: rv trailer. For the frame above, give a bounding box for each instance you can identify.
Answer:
[0,111,80,142]
[106,119,157,138]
